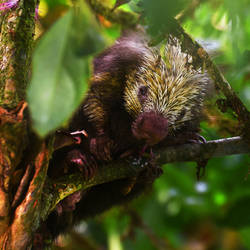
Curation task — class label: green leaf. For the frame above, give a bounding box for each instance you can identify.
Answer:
[141,0,189,36]
[27,6,105,137]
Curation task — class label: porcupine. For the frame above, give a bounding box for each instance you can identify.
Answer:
[68,30,210,161]
[45,30,211,241]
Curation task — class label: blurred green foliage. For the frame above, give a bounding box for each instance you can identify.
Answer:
[29,0,250,249]
[28,2,105,136]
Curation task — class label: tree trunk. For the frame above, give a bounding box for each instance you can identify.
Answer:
[0,1,50,249]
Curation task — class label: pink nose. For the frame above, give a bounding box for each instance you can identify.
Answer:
[132,111,168,145]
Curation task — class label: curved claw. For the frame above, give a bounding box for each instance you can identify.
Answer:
[192,134,206,143]
[181,132,207,144]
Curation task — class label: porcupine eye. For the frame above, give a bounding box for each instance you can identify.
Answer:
[138,85,148,104]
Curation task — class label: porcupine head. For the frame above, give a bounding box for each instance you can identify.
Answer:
[123,35,210,146]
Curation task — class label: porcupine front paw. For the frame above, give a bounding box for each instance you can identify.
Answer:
[66,149,98,180]
[90,135,116,161]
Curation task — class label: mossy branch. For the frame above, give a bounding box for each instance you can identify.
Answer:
[0,1,53,249]
[0,0,38,244]
[0,0,37,107]
[45,136,249,213]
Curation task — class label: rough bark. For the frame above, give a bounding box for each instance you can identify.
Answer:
[0,1,52,249]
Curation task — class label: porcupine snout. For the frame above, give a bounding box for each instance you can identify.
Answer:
[132,111,168,146]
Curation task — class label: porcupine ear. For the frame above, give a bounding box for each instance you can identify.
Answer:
[93,30,148,77]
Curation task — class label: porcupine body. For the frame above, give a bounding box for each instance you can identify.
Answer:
[45,30,211,241]
[70,30,210,156]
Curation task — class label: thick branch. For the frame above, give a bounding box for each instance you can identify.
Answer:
[0,103,28,235]
[0,0,40,248]
[45,157,142,214]
[0,0,37,107]
[45,136,249,214]
[8,143,50,249]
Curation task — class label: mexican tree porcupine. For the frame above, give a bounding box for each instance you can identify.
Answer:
[46,30,211,240]
[69,30,210,161]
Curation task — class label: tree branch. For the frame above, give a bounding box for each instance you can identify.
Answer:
[0,0,37,238]
[0,0,37,107]
[0,1,52,249]
[8,143,50,249]
[45,136,249,213]
[157,136,250,164]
